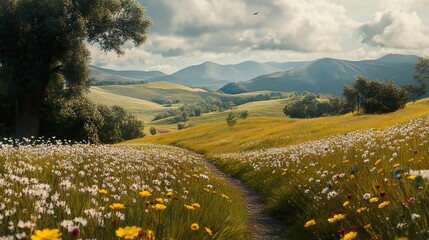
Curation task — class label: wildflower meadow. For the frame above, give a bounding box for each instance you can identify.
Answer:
[0,142,248,239]
[211,117,429,239]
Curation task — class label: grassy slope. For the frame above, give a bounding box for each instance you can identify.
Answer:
[126,98,429,153]
[88,82,291,132]
[89,86,167,121]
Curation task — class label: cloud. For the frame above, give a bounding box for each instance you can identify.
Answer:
[87,43,152,70]
[358,10,429,49]
[146,64,177,74]
[138,0,355,56]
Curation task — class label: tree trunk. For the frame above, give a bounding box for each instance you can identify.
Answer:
[15,95,42,138]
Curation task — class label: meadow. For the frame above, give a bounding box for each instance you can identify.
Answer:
[130,98,429,153]
[0,141,248,239]
[209,116,429,239]
[127,98,429,239]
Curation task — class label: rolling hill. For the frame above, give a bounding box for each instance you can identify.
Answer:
[237,54,419,95]
[88,82,288,132]
[126,97,429,153]
[89,65,166,84]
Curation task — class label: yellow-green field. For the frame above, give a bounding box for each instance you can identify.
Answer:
[127,98,429,153]
[88,82,293,132]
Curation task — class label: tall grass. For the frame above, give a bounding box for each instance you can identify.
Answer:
[210,117,429,239]
[0,141,248,239]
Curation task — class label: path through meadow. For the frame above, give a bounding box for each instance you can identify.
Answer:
[201,156,286,240]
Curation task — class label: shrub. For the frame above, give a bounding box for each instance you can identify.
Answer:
[226,113,237,126]
[150,127,157,135]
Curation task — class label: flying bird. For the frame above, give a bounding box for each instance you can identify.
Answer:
[253,12,259,15]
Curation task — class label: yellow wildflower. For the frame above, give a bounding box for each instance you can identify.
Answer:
[155,198,163,203]
[393,163,400,168]
[369,197,379,203]
[328,214,346,223]
[364,224,371,229]
[395,237,408,240]
[166,191,174,197]
[154,203,167,211]
[407,175,416,180]
[341,231,357,240]
[98,189,108,194]
[374,159,382,166]
[356,207,367,213]
[109,203,125,210]
[184,204,195,210]
[191,203,201,208]
[378,201,390,208]
[343,160,350,163]
[116,226,142,239]
[304,219,316,227]
[191,223,199,231]
[31,228,62,240]
[147,230,154,238]
[204,227,213,236]
[139,190,151,197]
[343,201,350,207]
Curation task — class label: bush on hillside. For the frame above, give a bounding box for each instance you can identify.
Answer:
[150,127,157,135]
[240,110,249,119]
[226,113,237,126]
[283,94,345,118]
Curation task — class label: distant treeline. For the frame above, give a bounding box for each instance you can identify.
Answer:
[153,92,286,122]
[90,80,149,86]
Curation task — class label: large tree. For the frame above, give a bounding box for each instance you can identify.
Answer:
[0,0,151,137]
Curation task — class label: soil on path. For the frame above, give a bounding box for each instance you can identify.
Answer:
[202,157,286,240]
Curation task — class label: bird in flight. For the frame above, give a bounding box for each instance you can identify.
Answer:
[253,12,259,15]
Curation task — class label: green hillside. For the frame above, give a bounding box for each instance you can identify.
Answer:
[126,98,429,153]
[88,82,290,132]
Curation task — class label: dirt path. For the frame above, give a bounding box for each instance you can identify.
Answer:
[202,158,286,240]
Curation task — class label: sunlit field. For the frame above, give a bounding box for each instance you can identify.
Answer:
[0,142,248,239]
[130,98,429,153]
[210,117,429,239]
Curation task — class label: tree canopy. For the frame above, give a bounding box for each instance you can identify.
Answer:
[0,0,151,137]
[343,76,408,114]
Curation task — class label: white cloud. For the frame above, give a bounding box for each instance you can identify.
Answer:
[141,0,357,55]
[87,43,152,70]
[359,10,429,49]
[146,64,177,74]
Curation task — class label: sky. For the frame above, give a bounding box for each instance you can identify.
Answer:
[88,0,429,74]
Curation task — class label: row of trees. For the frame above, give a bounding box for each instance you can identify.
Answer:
[283,56,429,118]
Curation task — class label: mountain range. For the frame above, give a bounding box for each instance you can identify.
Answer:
[238,54,418,95]
[90,54,420,95]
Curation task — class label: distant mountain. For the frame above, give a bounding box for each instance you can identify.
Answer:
[236,54,419,96]
[148,60,309,89]
[90,65,166,84]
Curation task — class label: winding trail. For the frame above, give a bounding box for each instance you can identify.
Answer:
[200,156,286,240]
